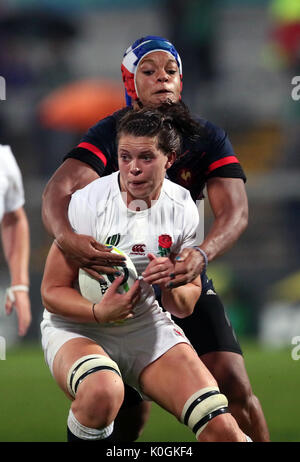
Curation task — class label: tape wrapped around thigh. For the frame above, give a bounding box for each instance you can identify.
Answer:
[67,354,121,398]
[180,386,229,438]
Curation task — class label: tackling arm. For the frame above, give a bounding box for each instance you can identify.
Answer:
[170,177,248,287]
[201,177,248,261]
[41,158,124,271]
[42,158,98,239]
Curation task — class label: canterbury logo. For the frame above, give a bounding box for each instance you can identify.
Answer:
[131,244,146,255]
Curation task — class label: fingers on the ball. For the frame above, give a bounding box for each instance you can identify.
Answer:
[109,275,125,289]
[81,267,106,281]
[128,279,140,295]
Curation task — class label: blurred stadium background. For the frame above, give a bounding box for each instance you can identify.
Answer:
[1,0,300,442]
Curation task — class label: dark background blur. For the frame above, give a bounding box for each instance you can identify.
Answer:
[1,0,300,353]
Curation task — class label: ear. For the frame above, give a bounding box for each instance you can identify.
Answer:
[165,151,176,170]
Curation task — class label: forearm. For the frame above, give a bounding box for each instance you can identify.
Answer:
[161,283,200,318]
[42,285,95,323]
[42,185,72,240]
[200,208,248,262]
[201,177,248,262]
[1,208,30,285]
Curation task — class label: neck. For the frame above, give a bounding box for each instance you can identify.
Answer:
[119,177,163,211]
[132,100,143,110]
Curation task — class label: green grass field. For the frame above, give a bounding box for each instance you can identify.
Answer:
[0,340,298,442]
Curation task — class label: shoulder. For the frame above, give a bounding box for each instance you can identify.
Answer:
[71,172,119,212]
[163,178,197,208]
[192,115,227,142]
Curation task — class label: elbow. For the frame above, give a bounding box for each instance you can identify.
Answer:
[240,207,249,233]
[175,312,192,320]
[41,283,55,313]
[174,305,194,319]
[41,179,53,208]
[235,202,248,236]
[239,212,248,234]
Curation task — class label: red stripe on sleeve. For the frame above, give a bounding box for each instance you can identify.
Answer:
[206,156,239,174]
[77,142,107,167]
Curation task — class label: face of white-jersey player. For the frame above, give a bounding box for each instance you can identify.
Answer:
[118,134,175,209]
[134,51,181,108]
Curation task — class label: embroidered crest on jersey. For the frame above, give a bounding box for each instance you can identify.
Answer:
[158,234,172,257]
[179,169,192,186]
[106,234,121,247]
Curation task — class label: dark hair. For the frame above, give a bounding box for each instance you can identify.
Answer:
[117,101,206,157]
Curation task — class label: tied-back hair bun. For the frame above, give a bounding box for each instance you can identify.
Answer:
[117,101,207,157]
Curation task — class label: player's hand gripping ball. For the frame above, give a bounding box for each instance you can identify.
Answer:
[79,245,138,303]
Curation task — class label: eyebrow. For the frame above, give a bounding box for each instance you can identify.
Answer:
[139,58,177,66]
[118,149,155,156]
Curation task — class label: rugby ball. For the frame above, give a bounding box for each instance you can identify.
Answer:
[78,245,138,303]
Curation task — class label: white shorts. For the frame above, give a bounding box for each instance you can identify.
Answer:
[40,307,191,398]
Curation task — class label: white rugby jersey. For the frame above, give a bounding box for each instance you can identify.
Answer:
[69,171,200,319]
[0,145,25,222]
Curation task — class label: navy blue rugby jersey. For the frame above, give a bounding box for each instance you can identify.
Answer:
[64,107,246,201]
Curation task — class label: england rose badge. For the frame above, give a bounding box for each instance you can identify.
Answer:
[158,234,172,257]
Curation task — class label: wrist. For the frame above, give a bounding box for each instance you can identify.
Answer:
[55,231,70,248]
[6,285,29,303]
[193,246,208,273]
[92,303,100,323]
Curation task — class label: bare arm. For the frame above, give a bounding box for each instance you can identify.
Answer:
[41,158,126,272]
[41,242,140,323]
[170,177,249,286]
[142,254,202,318]
[42,158,99,239]
[161,278,201,318]
[201,177,248,260]
[1,207,31,335]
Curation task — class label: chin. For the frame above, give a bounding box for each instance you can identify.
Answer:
[157,96,175,104]
[147,96,174,107]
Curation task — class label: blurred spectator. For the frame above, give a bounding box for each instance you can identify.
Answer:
[0,8,78,177]
[0,144,31,337]
[266,0,300,286]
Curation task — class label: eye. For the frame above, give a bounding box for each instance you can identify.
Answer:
[142,70,154,76]
[167,69,177,75]
[142,155,153,162]
[120,154,130,162]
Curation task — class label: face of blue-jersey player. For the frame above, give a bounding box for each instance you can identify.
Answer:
[118,134,175,209]
[134,51,181,108]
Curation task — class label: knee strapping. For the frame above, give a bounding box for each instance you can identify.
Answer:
[180,387,229,438]
[67,354,121,398]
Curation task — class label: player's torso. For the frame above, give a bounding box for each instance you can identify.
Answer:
[93,175,185,276]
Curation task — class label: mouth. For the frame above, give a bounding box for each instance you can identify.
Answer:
[129,181,147,187]
[154,89,173,95]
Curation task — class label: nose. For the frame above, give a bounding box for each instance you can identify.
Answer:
[130,161,141,176]
[157,69,169,82]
